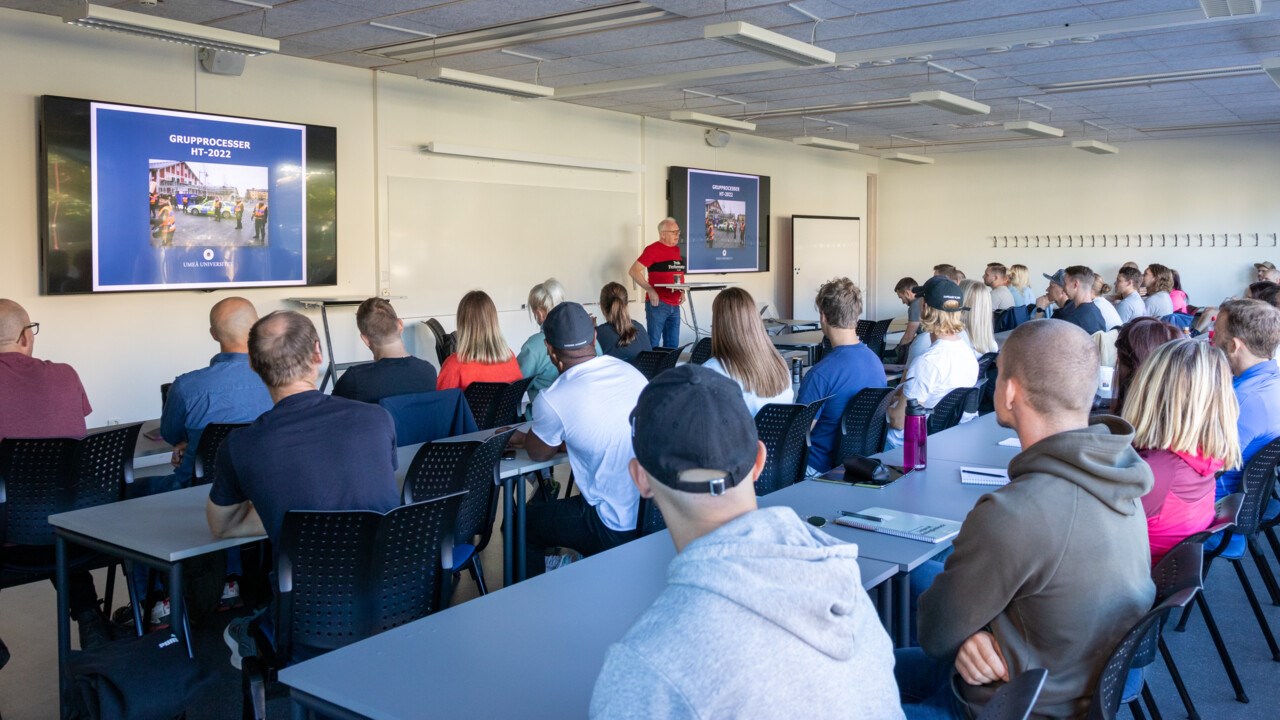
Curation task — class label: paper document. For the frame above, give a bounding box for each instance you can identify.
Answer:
[833,507,961,544]
[960,466,1010,486]
[998,437,1022,448]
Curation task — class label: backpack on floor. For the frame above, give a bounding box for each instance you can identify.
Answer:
[62,631,204,720]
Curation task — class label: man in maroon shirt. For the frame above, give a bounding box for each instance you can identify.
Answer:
[0,299,110,651]
[628,217,686,349]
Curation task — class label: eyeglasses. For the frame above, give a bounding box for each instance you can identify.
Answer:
[659,229,681,236]
[5,323,37,344]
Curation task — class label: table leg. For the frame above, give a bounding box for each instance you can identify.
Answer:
[168,563,194,659]
[687,293,700,339]
[516,472,527,582]
[894,573,911,648]
[877,582,892,634]
[502,477,515,587]
[56,536,71,714]
[318,303,337,393]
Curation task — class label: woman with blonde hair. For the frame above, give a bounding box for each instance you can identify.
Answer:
[959,279,997,355]
[1143,263,1175,317]
[1122,339,1240,563]
[704,287,793,415]
[1008,264,1035,306]
[437,290,521,391]
[596,282,651,362]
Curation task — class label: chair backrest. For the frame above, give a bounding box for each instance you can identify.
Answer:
[1183,492,1243,563]
[754,399,826,495]
[424,318,456,366]
[1086,587,1197,720]
[403,430,513,548]
[689,337,713,365]
[379,389,475,446]
[1163,312,1195,330]
[993,305,1031,334]
[974,668,1049,720]
[1131,541,1205,668]
[856,319,893,359]
[978,353,1001,415]
[635,496,667,537]
[838,387,894,460]
[657,343,690,373]
[275,492,464,664]
[160,382,172,408]
[464,378,533,430]
[192,422,249,486]
[927,387,977,435]
[1235,435,1280,536]
[632,346,687,380]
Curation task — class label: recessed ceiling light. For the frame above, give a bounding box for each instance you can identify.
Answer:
[1025,40,1054,48]
[1072,139,1119,155]
[870,59,896,66]
[836,63,860,71]
[1070,35,1098,44]
[907,55,933,63]
[986,45,1012,53]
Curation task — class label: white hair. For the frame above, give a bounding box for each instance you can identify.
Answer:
[528,277,567,319]
[658,217,679,232]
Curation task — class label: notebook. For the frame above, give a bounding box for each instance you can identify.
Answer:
[998,437,1021,448]
[833,507,961,543]
[960,466,1010,486]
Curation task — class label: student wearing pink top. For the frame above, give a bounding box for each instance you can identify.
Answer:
[1121,339,1241,564]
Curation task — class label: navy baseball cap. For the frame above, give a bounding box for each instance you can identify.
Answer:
[1043,269,1067,288]
[630,365,758,496]
[543,302,595,350]
[912,276,965,312]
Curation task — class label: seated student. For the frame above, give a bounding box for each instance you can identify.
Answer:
[1092,276,1123,330]
[1113,266,1148,323]
[982,263,1017,312]
[436,290,522,391]
[1110,317,1182,414]
[1257,261,1276,283]
[517,279,565,407]
[1170,270,1189,313]
[886,277,978,451]
[797,278,886,474]
[590,365,902,719]
[959,279,997,356]
[596,282,652,362]
[1213,299,1280,499]
[1008,264,1036,306]
[0,299,110,650]
[208,311,399,667]
[333,297,437,404]
[1142,263,1176,317]
[1039,267,1107,335]
[897,320,1155,719]
[1122,340,1240,564]
[895,277,922,359]
[703,287,794,415]
[511,302,647,575]
[933,263,961,283]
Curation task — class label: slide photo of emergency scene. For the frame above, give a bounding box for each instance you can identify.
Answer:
[703,199,747,249]
[149,160,270,249]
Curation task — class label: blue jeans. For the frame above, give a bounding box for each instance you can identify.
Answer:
[895,648,967,720]
[645,301,682,348]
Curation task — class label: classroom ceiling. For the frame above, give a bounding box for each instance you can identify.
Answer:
[11,0,1280,154]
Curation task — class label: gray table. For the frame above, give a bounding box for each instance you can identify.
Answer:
[280,528,898,720]
[771,330,826,365]
[48,485,267,715]
[876,413,1020,468]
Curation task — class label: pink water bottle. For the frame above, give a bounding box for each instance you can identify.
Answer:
[903,399,928,470]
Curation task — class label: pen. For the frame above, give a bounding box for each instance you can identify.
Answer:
[963,469,1006,479]
[840,510,883,523]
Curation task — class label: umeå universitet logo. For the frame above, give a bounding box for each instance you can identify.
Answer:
[203,248,215,261]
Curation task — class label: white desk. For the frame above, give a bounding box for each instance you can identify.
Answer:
[876,413,1020,468]
[652,281,734,339]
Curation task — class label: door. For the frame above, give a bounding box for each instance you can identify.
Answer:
[792,215,862,320]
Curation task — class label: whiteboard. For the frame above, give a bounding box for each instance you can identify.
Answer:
[388,177,640,319]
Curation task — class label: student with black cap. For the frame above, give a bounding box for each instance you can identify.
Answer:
[590,364,902,719]
[510,301,648,574]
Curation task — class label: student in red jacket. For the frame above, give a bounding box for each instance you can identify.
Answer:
[437,290,521,391]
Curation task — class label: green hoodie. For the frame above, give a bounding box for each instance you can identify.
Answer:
[918,416,1156,719]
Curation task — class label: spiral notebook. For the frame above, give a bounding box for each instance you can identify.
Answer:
[960,466,1010,486]
[833,507,961,544]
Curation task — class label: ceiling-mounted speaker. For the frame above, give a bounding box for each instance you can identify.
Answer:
[704,128,731,148]
[199,48,247,76]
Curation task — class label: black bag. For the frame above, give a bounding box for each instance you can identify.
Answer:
[63,631,205,720]
[842,455,890,485]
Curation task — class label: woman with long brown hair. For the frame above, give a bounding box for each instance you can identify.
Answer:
[1142,263,1175,317]
[436,290,521,390]
[704,287,793,415]
[596,282,651,362]
[1110,316,1182,414]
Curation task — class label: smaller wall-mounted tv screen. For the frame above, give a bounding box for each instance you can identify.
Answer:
[39,95,337,295]
[667,166,770,274]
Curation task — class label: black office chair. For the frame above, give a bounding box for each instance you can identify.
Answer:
[464,378,534,430]
[838,387,894,460]
[978,353,1000,415]
[1144,541,1207,720]
[632,344,689,381]
[927,387,977,435]
[635,496,667,537]
[160,382,173,409]
[689,337,713,365]
[423,318,456,366]
[402,429,514,598]
[856,319,894,360]
[242,493,464,720]
[1086,587,1197,720]
[191,423,249,486]
[973,668,1048,720]
[753,398,825,496]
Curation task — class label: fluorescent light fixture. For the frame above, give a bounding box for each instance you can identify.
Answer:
[423,67,554,99]
[1041,65,1260,93]
[704,21,836,66]
[792,136,861,152]
[882,152,935,165]
[419,142,642,173]
[667,110,756,132]
[62,3,279,55]
[910,90,990,115]
[1072,139,1119,154]
[1199,0,1260,18]
[369,22,437,39]
[1004,120,1065,138]
[1265,57,1280,90]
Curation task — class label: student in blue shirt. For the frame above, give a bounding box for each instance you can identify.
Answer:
[797,277,887,474]
[1213,299,1280,498]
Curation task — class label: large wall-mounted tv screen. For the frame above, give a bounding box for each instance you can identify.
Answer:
[667,166,770,275]
[39,95,337,294]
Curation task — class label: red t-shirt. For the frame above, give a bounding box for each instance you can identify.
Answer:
[636,242,686,306]
[0,352,92,441]
[436,353,522,391]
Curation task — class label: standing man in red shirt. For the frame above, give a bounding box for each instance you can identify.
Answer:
[629,217,686,349]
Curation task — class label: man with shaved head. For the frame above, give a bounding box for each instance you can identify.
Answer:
[897,320,1156,719]
[151,297,273,494]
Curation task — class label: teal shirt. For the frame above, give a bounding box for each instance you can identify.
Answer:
[517,331,604,417]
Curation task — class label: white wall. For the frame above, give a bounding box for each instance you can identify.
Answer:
[876,135,1280,314]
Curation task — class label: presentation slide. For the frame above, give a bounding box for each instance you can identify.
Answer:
[685,169,761,273]
[90,102,307,291]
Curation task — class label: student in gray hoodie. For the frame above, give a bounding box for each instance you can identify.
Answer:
[590,364,903,720]
[898,319,1156,720]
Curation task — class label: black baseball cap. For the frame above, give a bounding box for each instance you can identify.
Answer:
[1043,269,1067,288]
[543,302,595,350]
[911,276,964,312]
[630,365,758,496]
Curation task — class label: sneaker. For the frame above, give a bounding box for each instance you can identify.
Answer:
[75,610,112,651]
[219,580,242,609]
[111,604,136,627]
[223,616,258,671]
[543,554,575,573]
[150,598,171,628]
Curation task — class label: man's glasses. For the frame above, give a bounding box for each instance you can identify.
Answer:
[6,323,38,344]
